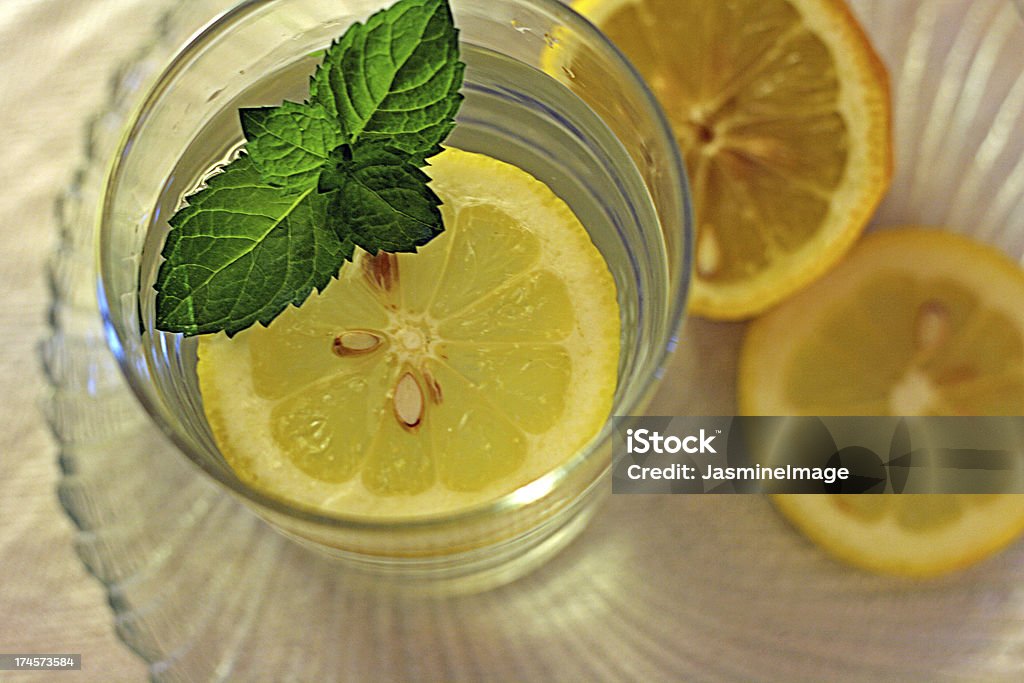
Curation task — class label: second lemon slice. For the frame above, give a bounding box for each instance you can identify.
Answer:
[197,148,620,519]
[740,228,1024,576]
[569,0,892,318]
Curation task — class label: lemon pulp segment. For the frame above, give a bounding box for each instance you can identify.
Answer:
[197,148,621,519]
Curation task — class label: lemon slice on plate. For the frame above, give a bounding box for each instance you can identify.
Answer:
[197,148,620,519]
[740,228,1024,576]
[567,0,892,319]
[771,494,1024,578]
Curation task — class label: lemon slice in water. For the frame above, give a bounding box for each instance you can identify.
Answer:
[197,148,620,519]
[740,228,1024,576]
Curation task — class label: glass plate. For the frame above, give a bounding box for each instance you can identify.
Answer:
[45,1,1024,680]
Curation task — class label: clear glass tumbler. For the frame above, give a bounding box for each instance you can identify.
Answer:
[98,0,691,592]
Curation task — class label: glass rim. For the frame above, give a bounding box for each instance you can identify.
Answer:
[98,0,692,534]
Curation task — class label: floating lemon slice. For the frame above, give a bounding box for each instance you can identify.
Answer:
[740,228,1024,576]
[198,148,620,519]
[566,0,892,319]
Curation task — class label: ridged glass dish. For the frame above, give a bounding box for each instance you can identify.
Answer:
[45,0,1024,680]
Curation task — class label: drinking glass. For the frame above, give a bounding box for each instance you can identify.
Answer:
[97,0,691,592]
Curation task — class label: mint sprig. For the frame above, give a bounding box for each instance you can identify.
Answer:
[319,142,443,252]
[309,0,464,161]
[154,0,463,336]
[239,101,341,191]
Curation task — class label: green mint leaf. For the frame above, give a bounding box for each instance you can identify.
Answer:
[153,0,463,337]
[319,142,443,253]
[239,101,341,191]
[154,155,352,336]
[310,0,464,160]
